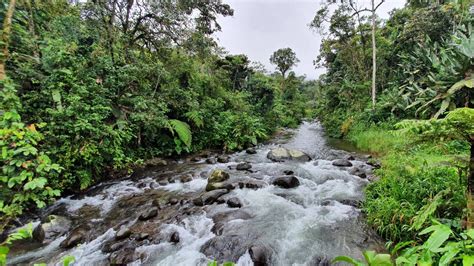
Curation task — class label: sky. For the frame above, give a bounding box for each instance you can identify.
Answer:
[214,0,407,80]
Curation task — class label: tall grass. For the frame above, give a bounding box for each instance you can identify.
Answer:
[347,121,468,243]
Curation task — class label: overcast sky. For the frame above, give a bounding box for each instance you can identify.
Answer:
[214,0,407,80]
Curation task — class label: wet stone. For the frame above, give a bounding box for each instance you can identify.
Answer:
[272,176,300,189]
[349,167,367,179]
[217,155,230,163]
[311,256,331,266]
[134,233,149,241]
[206,158,217,164]
[202,189,229,205]
[138,207,158,221]
[246,147,257,154]
[236,162,252,171]
[32,223,45,243]
[346,155,356,161]
[227,197,242,208]
[109,247,137,265]
[283,170,294,175]
[168,198,179,205]
[102,240,127,253]
[332,159,353,167]
[60,225,89,249]
[249,245,270,266]
[115,226,132,240]
[170,232,180,243]
[180,174,193,183]
[158,180,169,186]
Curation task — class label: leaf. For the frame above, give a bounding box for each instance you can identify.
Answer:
[411,191,446,230]
[463,255,474,266]
[371,254,393,266]
[420,224,452,252]
[24,178,47,190]
[433,98,450,119]
[332,255,366,266]
[62,255,75,266]
[207,261,218,266]
[0,246,9,255]
[447,78,474,95]
[168,119,192,148]
[438,243,460,266]
[466,229,474,239]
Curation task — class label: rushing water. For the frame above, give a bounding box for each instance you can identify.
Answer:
[8,121,382,265]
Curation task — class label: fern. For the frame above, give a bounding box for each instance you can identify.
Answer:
[185,111,204,128]
[167,119,192,148]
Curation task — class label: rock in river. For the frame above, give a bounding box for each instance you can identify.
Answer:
[138,207,158,221]
[349,167,367,179]
[206,158,217,164]
[202,189,229,205]
[227,197,242,208]
[170,232,180,243]
[217,155,230,163]
[236,162,252,171]
[208,169,230,183]
[267,147,311,162]
[206,169,231,191]
[246,147,257,154]
[115,226,132,240]
[272,176,300,188]
[60,225,89,249]
[332,159,352,167]
[249,245,271,266]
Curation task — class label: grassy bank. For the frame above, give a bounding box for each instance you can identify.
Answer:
[347,122,469,244]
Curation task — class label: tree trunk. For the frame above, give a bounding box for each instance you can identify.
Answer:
[371,0,376,109]
[468,139,474,229]
[26,0,40,59]
[0,0,17,81]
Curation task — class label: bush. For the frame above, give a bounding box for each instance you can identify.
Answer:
[1,79,61,230]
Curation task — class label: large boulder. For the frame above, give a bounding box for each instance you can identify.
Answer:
[206,170,231,191]
[267,147,311,162]
[272,176,300,189]
[208,169,230,183]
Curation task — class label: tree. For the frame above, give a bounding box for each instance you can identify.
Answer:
[0,0,17,81]
[269,48,299,78]
[311,0,385,108]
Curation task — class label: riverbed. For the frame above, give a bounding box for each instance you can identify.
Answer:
[8,121,382,265]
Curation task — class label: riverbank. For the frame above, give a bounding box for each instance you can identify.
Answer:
[346,122,468,244]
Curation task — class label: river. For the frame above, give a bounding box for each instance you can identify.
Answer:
[8,121,382,265]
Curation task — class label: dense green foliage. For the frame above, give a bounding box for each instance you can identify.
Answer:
[311,0,474,262]
[0,1,315,226]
